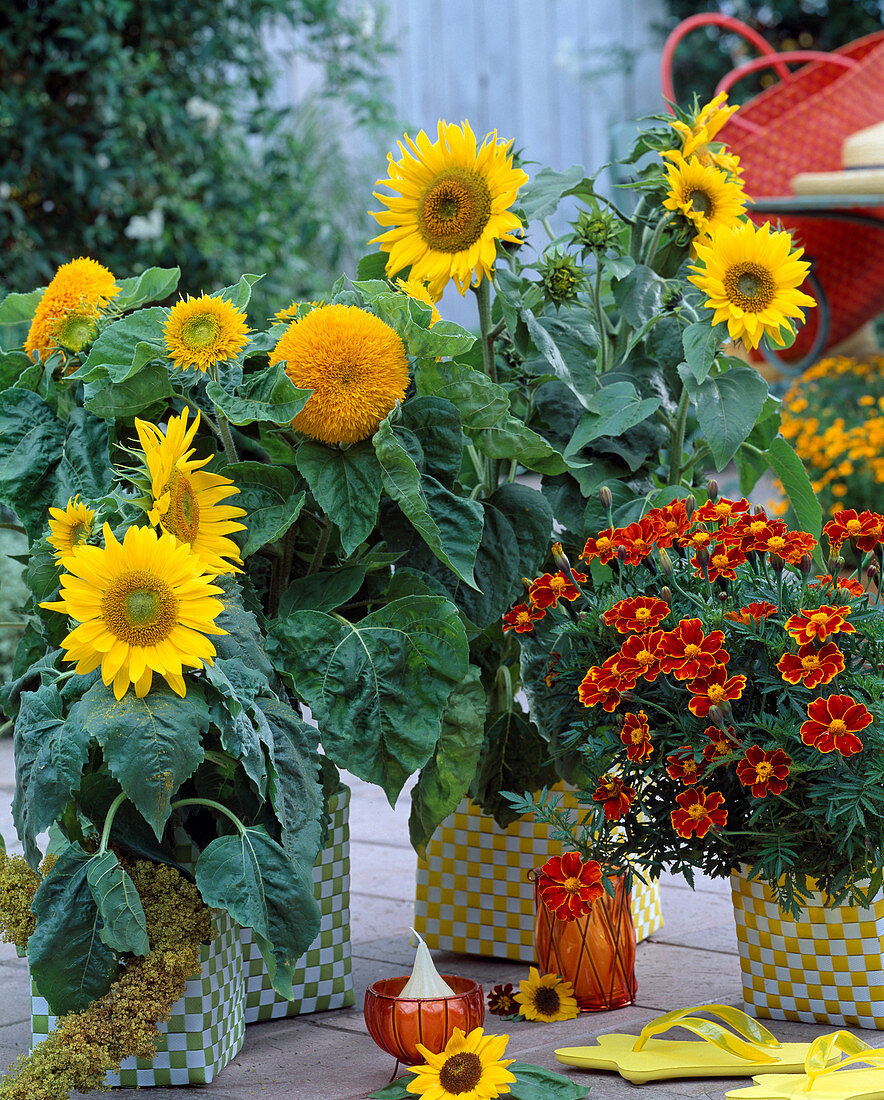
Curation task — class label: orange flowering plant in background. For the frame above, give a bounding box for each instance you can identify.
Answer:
[505,493,884,916]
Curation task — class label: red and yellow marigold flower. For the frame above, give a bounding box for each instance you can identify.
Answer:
[693,496,750,527]
[536,851,603,920]
[666,747,701,786]
[592,776,636,820]
[648,500,691,546]
[611,517,658,565]
[620,710,653,761]
[695,543,747,581]
[578,657,636,712]
[725,601,778,626]
[703,726,741,762]
[809,575,866,599]
[800,694,871,757]
[603,595,669,635]
[670,785,727,839]
[717,511,771,552]
[580,528,616,564]
[785,605,855,646]
[736,745,791,797]
[777,641,845,689]
[679,526,715,553]
[615,630,665,683]
[687,666,747,718]
[824,509,883,554]
[658,618,729,681]
[501,602,545,633]
[528,569,586,610]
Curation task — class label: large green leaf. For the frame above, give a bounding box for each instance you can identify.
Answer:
[470,709,558,828]
[414,359,510,430]
[81,681,209,837]
[765,435,823,550]
[682,322,722,384]
[278,564,367,616]
[521,310,596,408]
[269,595,468,802]
[206,361,311,426]
[489,482,554,580]
[56,408,114,504]
[518,165,593,221]
[0,287,45,326]
[564,381,661,455]
[83,360,174,419]
[351,283,475,358]
[195,826,320,999]
[398,396,464,486]
[374,420,483,588]
[78,307,166,382]
[217,273,263,310]
[295,439,383,555]
[86,849,150,956]
[213,577,275,681]
[505,1064,591,1100]
[409,666,486,855]
[612,264,667,329]
[0,388,65,536]
[12,683,92,866]
[682,365,769,469]
[28,843,120,1014]
[0,349,30,389]
[113,266,180,312]
[222,461,304,557]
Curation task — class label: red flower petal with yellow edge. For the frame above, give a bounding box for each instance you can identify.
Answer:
[686,666,746,718]
[752,520,790,557]
[592,775,636,820]
[725,601,778,626]
[779,529,817,564]
[603,595,670,634]
[777,641,844,689]
[580,528,616,564]
[678,526,714,552]
[703,726,741,762]
[537,851,603,920]
[611,517,657,565]
[670,786,727,838]
[528,570,586,610]
[578,657,636,712]
[666,746,701,786]
[614,630,665,682]
[716,511,768,552]
[800,694,871,756]
[824,509,880,554]
[736,745,791,797]
[658,618,729,680]
[647,500,691,547]
[620,710,653,761]
[696,543,746,581]
[810,574,866,599]
[785,605,855,645]
[693,495,750,526]
[501,602,545,634]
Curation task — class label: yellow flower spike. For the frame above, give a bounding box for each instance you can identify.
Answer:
[47,495,95,567]
[163,293,249,373]
[40,523,227,701]
[134,406,246,576]
[370,119,528,298]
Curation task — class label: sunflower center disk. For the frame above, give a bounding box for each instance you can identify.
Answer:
[162,471,201,544]
[724,262,776,313]
[418,169,492,254]
[55,312,98,352]
[438,1051,483,1094]
[686,189,713,217]
[533,985,562,1016]
[102,570,179,646]
[181,314,222,350]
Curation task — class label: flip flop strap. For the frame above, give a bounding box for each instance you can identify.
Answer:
[633,1004,781,1063]
[805,1031,884,1089]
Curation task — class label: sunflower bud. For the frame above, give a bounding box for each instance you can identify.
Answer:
[551,541,571,574]
[599,485,614,510]
[658,547,674,576]
[537,248,584,307]
[571,206,621,254]
[706,479,719,503]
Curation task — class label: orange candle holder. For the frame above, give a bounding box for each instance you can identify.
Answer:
[364,975,485,1074]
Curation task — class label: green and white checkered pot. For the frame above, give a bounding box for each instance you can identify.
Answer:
[241,783,355,1022]
[31,911,245,1087]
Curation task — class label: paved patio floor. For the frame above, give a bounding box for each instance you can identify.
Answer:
[1,738,882,1099]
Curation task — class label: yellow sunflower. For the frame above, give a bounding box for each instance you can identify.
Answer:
[25,256,120,364]
[370,119,528,298]
[396,276,441,326]
[662,155,747,236]
[514,968,579,1022]
[406,1026,515,1100]
[273,299,324,324]
[163,293,249,373]
[40,523,226,700]
[47,496,95,566]
[664,92,743,177]
[134,406,246,575]
[268,303,410,445]
[689,220,816,349]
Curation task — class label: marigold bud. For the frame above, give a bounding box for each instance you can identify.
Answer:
[551,541,571,574]
[599,485,613,509]
[867,562,879,582]
[660,585,672,604]
[684,495,696,517]
[707,705,726,729]
[695,546,710,568]
[617,545,627,563]
[706,478,719,503]
[770,553,784,575]
[828,556,845,575]
[799,554,814,577]
[658,546,674,576]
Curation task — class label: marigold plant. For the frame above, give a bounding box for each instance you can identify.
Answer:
[508,493,884,915]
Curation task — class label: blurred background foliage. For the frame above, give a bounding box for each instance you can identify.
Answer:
[0,0,394,322]
[660,0,883,104]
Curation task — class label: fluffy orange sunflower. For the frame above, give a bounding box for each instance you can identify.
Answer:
[25,257,120,365]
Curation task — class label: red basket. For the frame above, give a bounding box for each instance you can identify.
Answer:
[661,15,884,359]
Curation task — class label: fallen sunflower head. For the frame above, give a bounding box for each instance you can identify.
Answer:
[515,967,579,1022]
[406,1025,516,1099]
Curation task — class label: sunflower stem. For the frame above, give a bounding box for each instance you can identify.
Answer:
[0,622,25,630]
[474,278,497,385]
[169,797,246,835]
[642,211,677,267]
[99,792,128,854]
[592,261,610,374]
[307,514,333,576]
[668,386,691,487]
[215,412,239,463]
[628,195,652,261]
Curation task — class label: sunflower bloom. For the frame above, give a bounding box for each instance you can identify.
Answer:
[536,852,604,919]
[800,694,871,757]
[134,407,246,576]
[395,276,441,326]
[406,1026,515,1100]
[47,496,95,566]
[40,524,227,700]
[515,969,579,1022]
[269,303,410,445]
[370,119,528,297]
[690,220,815,349]
[665,93,742,176]
[164,293,249,373]
[25,256,119,365]
[662,155,747,236]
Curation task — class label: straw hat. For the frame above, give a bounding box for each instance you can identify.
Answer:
[791,121,884,195]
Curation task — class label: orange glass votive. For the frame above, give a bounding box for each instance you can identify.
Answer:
[364,975,485,1063]
[533,871,637,1012]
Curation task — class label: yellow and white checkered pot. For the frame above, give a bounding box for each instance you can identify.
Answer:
[414,788,662,962]
[731,868,884,1030]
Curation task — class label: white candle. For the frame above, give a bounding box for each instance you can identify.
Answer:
[399,929,456,998]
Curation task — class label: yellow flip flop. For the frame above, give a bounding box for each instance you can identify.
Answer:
[555,1004,830,1084]
[726,1031,884,1100]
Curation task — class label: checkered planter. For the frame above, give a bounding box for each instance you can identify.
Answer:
[31,911,245,1087]
[240,784,354,1021]
[731,868,884,1030]
[414,788,663,962]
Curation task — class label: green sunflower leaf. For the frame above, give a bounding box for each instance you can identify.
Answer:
[222,460,305,557]
[77,306,167,383]
[295,439,384,556]
[113,267,180,312]
[86,849,150,957]
[83,361,174,419]
[206,361,311,426]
